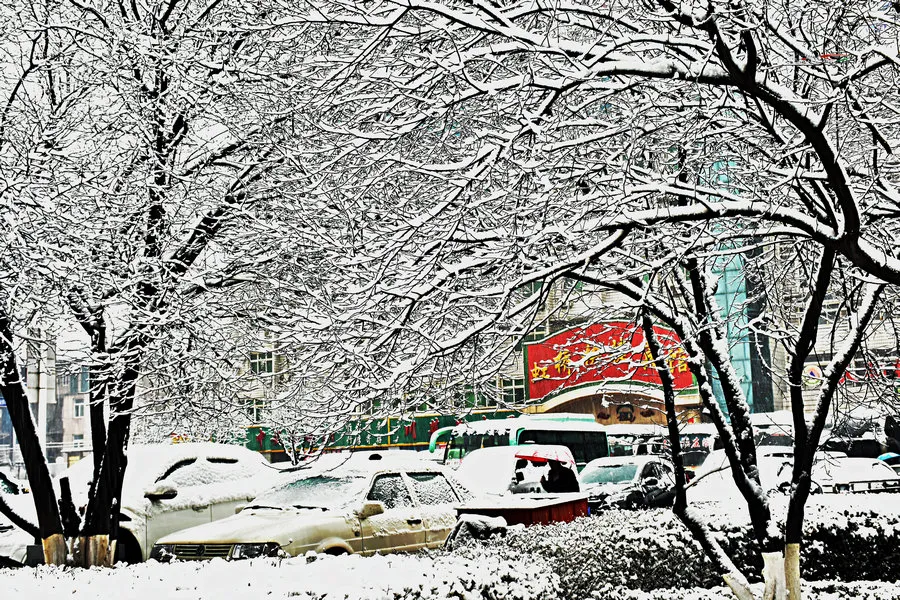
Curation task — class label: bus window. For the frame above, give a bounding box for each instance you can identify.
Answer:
[517,430,609,466]
[444,431,509,462]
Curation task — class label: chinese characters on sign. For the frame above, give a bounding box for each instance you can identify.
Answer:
[524,322,694,400]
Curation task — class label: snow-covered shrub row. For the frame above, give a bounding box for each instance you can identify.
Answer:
[705,496,900,582]
[588,580,900,600]
[449,497,900,596]
[449,510,720,597]
[0,552,560,600]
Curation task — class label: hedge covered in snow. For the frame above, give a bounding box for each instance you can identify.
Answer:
[447,495,900,597]
[590,581,900,600]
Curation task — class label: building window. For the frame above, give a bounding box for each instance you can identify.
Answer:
[74,396,85,418]
[249,351,275,375]
[73,434,84,448]
[69,366,90,394]
[499,378,525,405]
[245,399,268,424]
[79,366,90,393]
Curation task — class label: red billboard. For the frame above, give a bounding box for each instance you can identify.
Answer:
[524,321,693,401]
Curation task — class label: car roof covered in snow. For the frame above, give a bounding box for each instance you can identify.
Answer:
[281,450,451,478]
[811,456,899,483]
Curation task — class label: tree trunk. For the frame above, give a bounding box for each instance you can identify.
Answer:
[80,348,140,566]
[79,535,113,567]
[784,544,801,600]
[42,533,67,566]
[642,315,757,600]
[723,573,757,600]
[762,551,788,600]
[0,310,65,564]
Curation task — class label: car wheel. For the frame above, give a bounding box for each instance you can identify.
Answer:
[323,547,349,556]
[114,531,144,564]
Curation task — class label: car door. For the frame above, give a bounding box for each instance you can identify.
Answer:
[359,472,426,555]
[407,472,461,548]
[204,457,260,521]
[144,459,212,551]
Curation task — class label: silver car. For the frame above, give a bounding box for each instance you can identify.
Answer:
[151,453,470,560]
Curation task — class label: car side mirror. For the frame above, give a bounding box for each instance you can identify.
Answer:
[643,477,659,488]
[144,483,178,501]
[356,500,385,519]
[234,503,247,514]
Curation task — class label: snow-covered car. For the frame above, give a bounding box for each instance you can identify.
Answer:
[811,457,900,493]
[60,442,279,563]
[578,455,675,510]
[0,525,32,567]
[150,452,471,561]
[685,450,795,502]
[1,469,37,566]
[680,450,709,482]
[453,445,579,496]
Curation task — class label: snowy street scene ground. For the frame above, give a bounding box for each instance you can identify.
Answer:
[1,539,899,600]
[3,0,900,599]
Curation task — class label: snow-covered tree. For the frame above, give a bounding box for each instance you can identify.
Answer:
[240,2,900,598]
[0,0,329,566]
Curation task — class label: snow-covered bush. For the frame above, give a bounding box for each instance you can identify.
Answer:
[449,511,720,597]
[286,551,561,600]
[448,498,900,596]
[588,581,900,600]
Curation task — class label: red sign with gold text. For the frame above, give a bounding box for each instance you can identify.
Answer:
[524,321,693,401]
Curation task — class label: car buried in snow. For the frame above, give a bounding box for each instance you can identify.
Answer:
[811,456,900,493]
[150,452,471,561]
[60,442,280,563]
[0,469,34,567]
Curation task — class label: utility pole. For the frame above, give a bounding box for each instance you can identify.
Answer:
[26,329,57,462]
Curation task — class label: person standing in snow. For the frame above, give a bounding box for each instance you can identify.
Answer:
[540,459,580,493]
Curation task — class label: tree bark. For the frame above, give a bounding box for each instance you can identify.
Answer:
[762,551,787,600]
[0,310,64,565]
[642,313,756,600]
[79,535,113,568]
[784,543,801,600]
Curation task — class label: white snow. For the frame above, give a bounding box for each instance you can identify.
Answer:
[0,551,559,600]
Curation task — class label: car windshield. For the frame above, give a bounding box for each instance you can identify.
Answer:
[251,474,367,509]
[580,464,638,485]
[681,451,708,468]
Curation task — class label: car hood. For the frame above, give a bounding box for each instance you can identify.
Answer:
[0,526,31,564]
[582,482,634,497]
[155,507,355,546]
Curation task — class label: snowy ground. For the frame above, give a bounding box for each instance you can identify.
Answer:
[0,552,558,600]
[1,553,899,600]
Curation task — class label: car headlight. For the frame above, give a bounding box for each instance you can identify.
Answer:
[150,544,175,562]
[230,542,282,560]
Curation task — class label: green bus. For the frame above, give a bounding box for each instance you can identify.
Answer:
[430,413,609,470]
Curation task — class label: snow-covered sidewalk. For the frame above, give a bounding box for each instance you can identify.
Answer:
[2,552,899,600]
[0,552,558,600]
